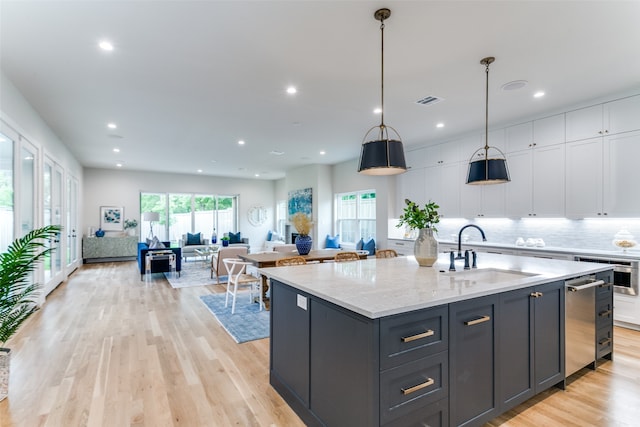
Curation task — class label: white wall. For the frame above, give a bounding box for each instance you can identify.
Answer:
[83,168,275,252]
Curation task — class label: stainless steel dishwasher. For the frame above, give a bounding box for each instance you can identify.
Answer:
[565,275,605,378]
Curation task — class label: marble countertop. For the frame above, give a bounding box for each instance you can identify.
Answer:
[258,253,612,319]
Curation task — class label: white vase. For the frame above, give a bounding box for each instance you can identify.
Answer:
[0,347,10,401]
[414,228,439,267]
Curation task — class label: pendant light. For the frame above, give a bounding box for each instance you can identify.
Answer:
[358,8,407,176]
[466,56,510,185]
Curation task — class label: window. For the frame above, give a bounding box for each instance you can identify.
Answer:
[0,131,14,251]
[335,190,376,244]
[276,200,286,237]
[140,192,238,243]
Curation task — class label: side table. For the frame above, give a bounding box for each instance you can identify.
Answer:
[145,250,177,281]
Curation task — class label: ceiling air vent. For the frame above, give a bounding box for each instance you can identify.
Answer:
[415,96,444,106]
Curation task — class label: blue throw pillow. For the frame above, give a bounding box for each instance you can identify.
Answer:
[267,230,273,241]
[325,234,340,249]
[229,231,241,244]
[187,232,201,245]
[356,238,364,251]
[363,238,376,255]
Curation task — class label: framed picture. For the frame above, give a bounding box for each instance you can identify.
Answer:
[100,206,124,231]
[288,187,312,217]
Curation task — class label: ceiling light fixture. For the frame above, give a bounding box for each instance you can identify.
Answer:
[357,8,406,176]
[373,107,382,114]
[534,91,545,98]
[238,140,245,145]
[99,41,114,51]
[107,123,117,129]
[286,86,297,94]
[113,148,120,153]
[436,123,445,128]
[466,56,510,185]
[320,150,326,155]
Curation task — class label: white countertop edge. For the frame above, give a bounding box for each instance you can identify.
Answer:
[259,254,614,319]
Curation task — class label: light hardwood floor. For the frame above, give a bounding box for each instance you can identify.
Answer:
[1,261,639,426]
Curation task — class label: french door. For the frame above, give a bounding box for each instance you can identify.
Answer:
[65,174,80,273]
[43,156,64,294]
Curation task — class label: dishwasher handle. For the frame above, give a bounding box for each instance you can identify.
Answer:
[567,279,605,292]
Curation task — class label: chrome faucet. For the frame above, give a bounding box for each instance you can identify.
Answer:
[457,224,487,259]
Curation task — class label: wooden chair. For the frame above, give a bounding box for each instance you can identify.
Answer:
[334,251,360,262]
[275,256,307,266]
[222,258,262,314]
[211,246,249,284]
[376,249,398,258]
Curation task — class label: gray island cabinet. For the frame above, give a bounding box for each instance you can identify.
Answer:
[261,254,613,427]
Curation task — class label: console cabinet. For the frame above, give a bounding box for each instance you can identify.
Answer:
[82,236,137,262]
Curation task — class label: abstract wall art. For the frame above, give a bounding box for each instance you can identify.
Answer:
[100,206,124,231]
[288,187,312,217]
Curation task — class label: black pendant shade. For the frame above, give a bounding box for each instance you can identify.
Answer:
[358,138,407,175]
[466,56,510,185]
[357,8,407,176]
[466,156,510,184]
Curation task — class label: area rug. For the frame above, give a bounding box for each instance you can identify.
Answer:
[199,293,269,343]
[164,261,227,288]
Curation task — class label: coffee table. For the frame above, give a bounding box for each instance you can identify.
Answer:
[194,246,219,266]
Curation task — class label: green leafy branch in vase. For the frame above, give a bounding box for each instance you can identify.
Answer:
[397,199,440,232]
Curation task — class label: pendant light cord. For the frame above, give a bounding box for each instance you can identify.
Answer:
[380,20,385,130]
[484,60,490,154]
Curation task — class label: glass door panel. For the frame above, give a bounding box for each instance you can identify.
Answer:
[0,131,14,252]
[66,175,79,270]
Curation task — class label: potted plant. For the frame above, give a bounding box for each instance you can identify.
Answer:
[397,199,440,267]
[291,212,313,255]
[124,218,138,236]
[220,235,230,247]
[0,224,62,401]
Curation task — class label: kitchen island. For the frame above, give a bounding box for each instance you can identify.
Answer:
[259,253,613,427]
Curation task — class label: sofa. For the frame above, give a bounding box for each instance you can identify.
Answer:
[179,233,211,261]
[138,241,182,280]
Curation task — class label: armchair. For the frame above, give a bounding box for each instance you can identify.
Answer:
[179,233,211,261]
[211,246,249,284]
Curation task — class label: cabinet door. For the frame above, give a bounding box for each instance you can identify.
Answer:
[406,147,429,169]
[505,122,533,153]
[499,287,535,411]
[533,280,565,391]
[565,137,603,218]
[505,150,533,217]
[533,114,565,147]
[605,95,640,134]
[270,281,310,404]
[426,163,461,218]
[566,104,603,142]
[603,130,640,216]
[397,168,427,214]
[450,295,499,427]
[531,144,565,217]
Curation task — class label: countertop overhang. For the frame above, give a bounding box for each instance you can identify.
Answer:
[259,253,612,319]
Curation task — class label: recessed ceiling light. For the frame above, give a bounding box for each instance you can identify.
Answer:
[436,123,445,128]
[501,80,528,91]
[320,151,326,155]
[255,173,260,177]
[113,148,120,153]
[286,86,297,94]
[373,107,382,114]
[107,123,117,129]
[534,91,545,98]
[238,140,245,145]
[99,41,114,51]
[116,163,122,167]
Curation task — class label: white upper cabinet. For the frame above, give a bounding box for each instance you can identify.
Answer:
[404,146,429,169]
[456,133,483,162]
[566,95,640,142]
[533,114,565,147]
[603,130,640,216]
[565,137,604,217]
[506,122,533,153]
[396,167,426,215]
[425,162,460,218]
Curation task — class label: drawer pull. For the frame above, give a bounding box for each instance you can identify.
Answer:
[401,329,435,343]
[530,292,543,298]
[401,377,435,395]
[464,315,491,326]
[599,309,612,317]
[599,337,612,346]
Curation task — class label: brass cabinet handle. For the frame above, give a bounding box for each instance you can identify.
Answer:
[599,309,612,317]
[530,291,544,298]
[464,315,491,326]
[401,377,435,395]
[401,329,435,343]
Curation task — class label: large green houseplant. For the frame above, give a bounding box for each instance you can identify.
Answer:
[397,199,440,267]
[0,224,62,401]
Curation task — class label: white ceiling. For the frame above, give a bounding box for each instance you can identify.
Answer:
[2,1,640,180]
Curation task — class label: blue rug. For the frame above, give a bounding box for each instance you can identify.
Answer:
[199,293,269,343]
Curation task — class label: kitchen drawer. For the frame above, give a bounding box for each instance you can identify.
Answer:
[389,239,413,256]
[596,326,613,360]
[382,397,448,427]
[380,305,448,370]
[380,351,448,425]
[596,281,613,298]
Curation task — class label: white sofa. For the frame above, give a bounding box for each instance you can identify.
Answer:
[179,233,211,261]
